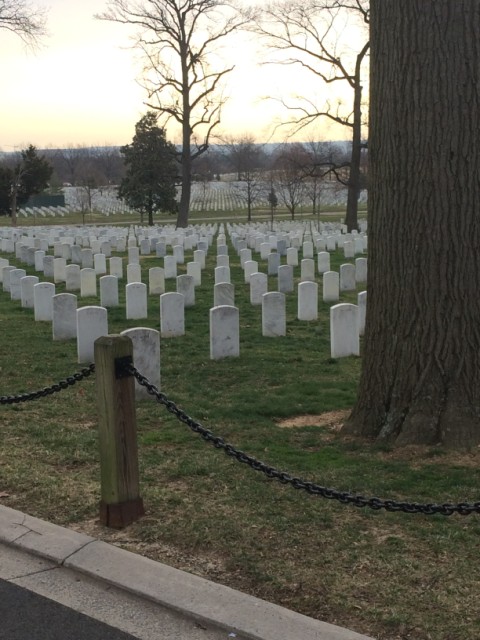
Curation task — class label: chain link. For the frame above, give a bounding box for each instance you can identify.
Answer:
[0,364,95,405]
[126,362,480,517]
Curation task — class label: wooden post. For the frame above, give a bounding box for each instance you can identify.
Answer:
[94,334,144,528]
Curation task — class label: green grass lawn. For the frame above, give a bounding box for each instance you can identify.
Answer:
[0,224,479,640]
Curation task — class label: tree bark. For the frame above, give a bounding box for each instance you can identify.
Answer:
[344,0,480,449]
[177,148,191,228]
[10,188,17,227]
[344,43,369,232]
[177,47,192,229]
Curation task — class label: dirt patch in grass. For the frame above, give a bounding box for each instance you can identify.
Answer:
[376,444,480,467]
[277,410,480,467]
[277,409,350,430]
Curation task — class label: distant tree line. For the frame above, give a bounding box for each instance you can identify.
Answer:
[0,132,366,226]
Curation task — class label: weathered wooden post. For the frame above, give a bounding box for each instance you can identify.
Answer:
[94,334,144,528]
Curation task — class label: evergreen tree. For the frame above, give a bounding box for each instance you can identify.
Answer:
[119,112,178,226]
[0,145,52,225]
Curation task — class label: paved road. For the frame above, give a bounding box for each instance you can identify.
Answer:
[0,578,138,640]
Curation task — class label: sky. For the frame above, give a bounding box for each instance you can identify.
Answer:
[0,0,356,151]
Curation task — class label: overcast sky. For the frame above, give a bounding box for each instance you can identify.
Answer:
[0,0,352,150]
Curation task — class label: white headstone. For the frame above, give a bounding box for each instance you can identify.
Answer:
[126,282,148,319]
[149,267,165,295]
[278,264,294,293]
[303,241,314,259]
[214,282,235,307]
[100,275,119,307]
[186,261,201,286]
[244,260,258,284]
[210,305,239,359]
[109,257,123,279]
[20,275,39,308]
[300,258,315,282]
[0,258,10,282]
[250,272,268,305]
[323,271,339,303]
[268,252,280,276]
[10,269,27,300]
[34,282,55,321]
[65,264,81,291]
[262,292,286,337]
[239,248,252,267]
[34,250,45,272]
[160,292,185,337]
[80,268,97,297]
[260,242,271,260]
[52,293,77,340]
[127,263,142,284]
[298,281,318,321]
[94,253,107,275]
[164,255,177,279]
[121,327,160,400]
[2,265,15,290]
[193,249,206,269]
[317,252,330,274]
[355,257,368,283]
[216,254,229,268]
[354,237,364,254]
[128,246,140,264]
[156,242,167,258]
[215,266,230,284]
[173,244,184,264]
[81,248,93,268]
[176,274,195,307]
[101,241,112,257]
[77,306,108,363]
[330,303,359,358]
[340,263,356,291]
[53,257,66,283]
[326,236,336,251]
[343,241,355,258]
[286,247,298,266]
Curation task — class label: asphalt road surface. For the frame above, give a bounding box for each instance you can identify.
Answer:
[0,578,139,640]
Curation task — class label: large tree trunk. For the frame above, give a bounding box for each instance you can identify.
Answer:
[344,0,480,449]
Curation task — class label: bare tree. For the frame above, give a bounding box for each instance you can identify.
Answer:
[221,134,267,221]
[97,0,254,228]
[0,0,47,46]
[255,0,369,231]
[302,138,339,226]
[272,143,310,220]
[55,145,90,186]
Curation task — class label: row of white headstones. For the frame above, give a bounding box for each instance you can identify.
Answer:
[0,221,367,397]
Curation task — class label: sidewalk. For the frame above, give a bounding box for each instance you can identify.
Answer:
[0,505,374,640]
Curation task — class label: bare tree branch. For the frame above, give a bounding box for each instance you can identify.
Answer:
[0,0,48,48]
[254,0,369,230]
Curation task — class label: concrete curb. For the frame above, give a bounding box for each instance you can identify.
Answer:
[0,505,374,640]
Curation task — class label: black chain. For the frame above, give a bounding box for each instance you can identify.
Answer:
[0,364,95,405]
[126,363,480,517]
